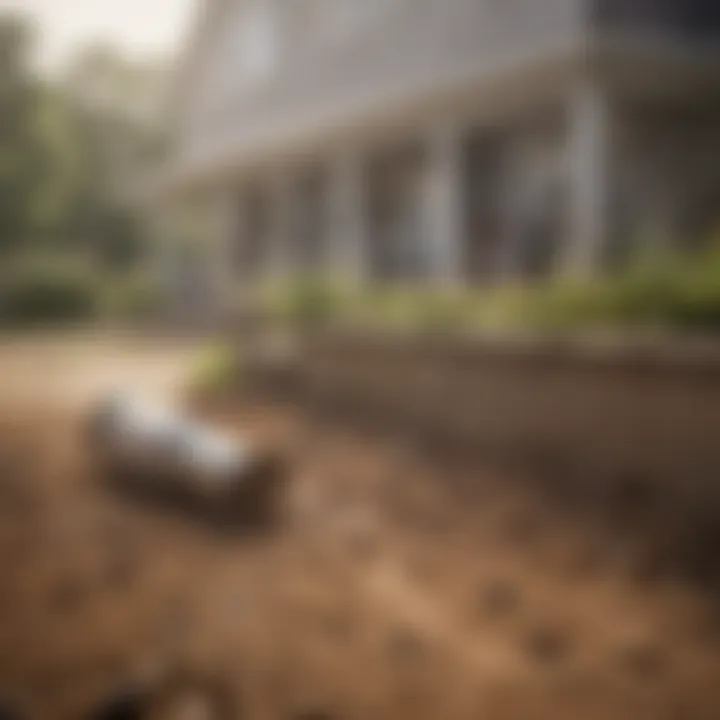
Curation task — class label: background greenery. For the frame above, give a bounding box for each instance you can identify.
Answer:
[0,12,167,325]
[3,10,720,334]
[261,245,720,334]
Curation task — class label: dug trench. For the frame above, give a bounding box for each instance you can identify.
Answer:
[0,401,719,719]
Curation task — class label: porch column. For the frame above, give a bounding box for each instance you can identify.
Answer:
[498,140,525,280]
[328,152,367,286]
[232,192,258,301]
[565,81,612,275]
[206,189,238,318]
[265,174,296,282]
[425,124,464,286]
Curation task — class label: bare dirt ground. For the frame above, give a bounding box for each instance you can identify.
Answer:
[0,331,200,410]
[0,334,719,719]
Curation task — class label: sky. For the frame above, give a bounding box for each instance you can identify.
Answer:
[0,0,197,68]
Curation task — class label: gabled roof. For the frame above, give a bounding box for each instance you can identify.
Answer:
[163,0,231,131]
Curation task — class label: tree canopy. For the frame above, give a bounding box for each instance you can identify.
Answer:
[0,11,168,272]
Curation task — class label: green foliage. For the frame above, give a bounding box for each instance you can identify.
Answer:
[263,279,348,328]
[0,13,164,282]
[0,14,45,254]
[101,273,163,321]
[0,258,99,326]
[522,250,720,332]
[261,247,720,335]
[344,288,472,332]
[0,256,164,327]
[186,343,242,399]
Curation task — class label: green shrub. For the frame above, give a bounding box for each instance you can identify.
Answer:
[514,248,720,332]
[0,260,99,326]
[264,278,346,328]
[348,288,421,329]
[257,246,720,335]
[659,257,720,330]
[368,289,477,331]
[471,286,534,331]
[102,274,163,321]
[520,280,626,330]
[186,343,242,398]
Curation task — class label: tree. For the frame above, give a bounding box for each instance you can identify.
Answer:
[0,13,169,273]
[59,42,169,271]
[0,14,44,255]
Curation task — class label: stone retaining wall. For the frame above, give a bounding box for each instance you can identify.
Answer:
[278,331,720,511]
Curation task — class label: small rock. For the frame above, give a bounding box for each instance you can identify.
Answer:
[47,575,87,617]
[619,640,665,679]
[524,627,570,666]
[388,626,425,662]
[478,579,521,619]
[91,688,146,720]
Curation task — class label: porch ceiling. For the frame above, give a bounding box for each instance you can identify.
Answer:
[151,46,581,204]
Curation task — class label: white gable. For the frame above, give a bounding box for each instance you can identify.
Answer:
[175,0,282,156]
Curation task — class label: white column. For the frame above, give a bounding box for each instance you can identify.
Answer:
[566,82,612,275]
[498,140,525,280]
[328,153,367,286]
[265,174,296,283]
[233,192,259,302]
[148,208,176,312]
[425,124,464,287]
[205,189,238,318]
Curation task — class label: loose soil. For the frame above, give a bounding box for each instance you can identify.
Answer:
[0,335,718,719]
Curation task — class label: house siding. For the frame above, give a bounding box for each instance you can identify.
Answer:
[161,0,720,311]
[178,0,585,169]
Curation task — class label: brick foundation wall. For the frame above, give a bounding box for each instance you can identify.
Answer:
[267,331,720,508]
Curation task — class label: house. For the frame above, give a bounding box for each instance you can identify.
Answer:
[158,0,720,310]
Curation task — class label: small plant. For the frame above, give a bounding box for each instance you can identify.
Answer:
[264,278,346,328]
[398,291,474,332]
[258,243,720,335]
[0,257,99,326]
[102,274,163,321]
[186,343,242,399]
[474,245,720,333]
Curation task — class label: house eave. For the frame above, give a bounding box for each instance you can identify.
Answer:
[151,41,583,204]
